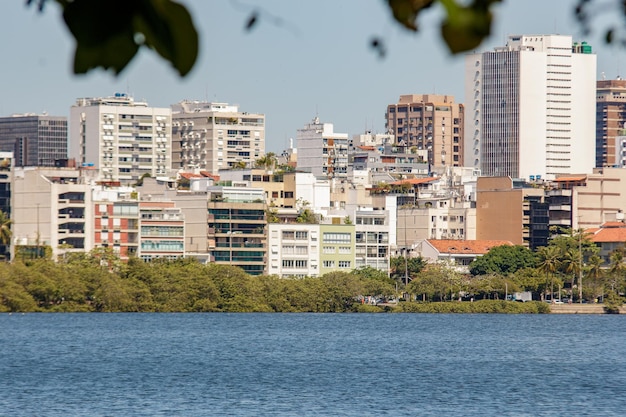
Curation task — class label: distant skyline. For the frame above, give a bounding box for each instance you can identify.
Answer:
[1,0,625,153]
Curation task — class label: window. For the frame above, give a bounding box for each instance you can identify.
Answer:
[295,231,308,240]
[295,246,308,255]
[282,231,295,240]
[323,246,335,254]
[295,260,307,268]
[323,260,335,268]
[338,261,351,268]
[338,246,351,254]
[282,260,294,268]
[323,232,350,243]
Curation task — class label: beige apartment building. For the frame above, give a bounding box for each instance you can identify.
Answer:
[70,94,172,184]
[385,94,464,167]
[574,167,626,228]
[171,101,265,174]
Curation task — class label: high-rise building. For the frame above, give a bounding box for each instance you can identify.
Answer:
[385,94,464,167]
[296,117,348,179]
[596,78,626,167]
[171,101,265,174]
[465,35,596,180]
[0,114,67,167]
[69,94,172,184]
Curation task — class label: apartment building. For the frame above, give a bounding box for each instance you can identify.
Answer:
[267,223,320,277]
[318,224,356,275]
[70,93,171,184]
[385,94,464,167]
[475,177,549,250]
[207,186,266,275]
[296,117,349,179]
[171,101,265,173]
[465,35,596,180]
[0,114,67,167]
[93,186,139,261]
[12,167,95,260]
[138,200,185,261]
[596,78,626,167]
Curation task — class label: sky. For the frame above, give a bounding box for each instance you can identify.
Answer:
[1,0,625,153]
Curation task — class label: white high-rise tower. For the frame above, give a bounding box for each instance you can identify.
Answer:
[464,35,596,180]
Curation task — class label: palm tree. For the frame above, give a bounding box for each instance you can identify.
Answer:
[232,161,247,169]
[0,210,12,261]
[561,247,582,301]
[0,210,11,245]
[608,249,626,296]
[536,246,561,302]
[585,254,604,302]
[255,152,277,171]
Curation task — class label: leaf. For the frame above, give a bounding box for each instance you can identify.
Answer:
[440,0,499,54]
[61,0,198,76]
[135,0,199,76]
[387,0,435,31]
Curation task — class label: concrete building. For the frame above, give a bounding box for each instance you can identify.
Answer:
[0,152,13,259]
[465,35,596,180]
[70,93,172,184]
[12,167,96,260]
[573,167,626,229]
[296,117,349,179]
[354,209,391,272]
[0,114,68,167]
[93,186,139,261]
[207,186,266,275]
[267,223,321,277]
[385,94,464,167]
[596,78,626,167]
[319,224,356,275]
[138,200,185,261]
[475,176,549,250]
[171,101,265,173]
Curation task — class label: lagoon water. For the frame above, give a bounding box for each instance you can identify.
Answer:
[1,313,625,416]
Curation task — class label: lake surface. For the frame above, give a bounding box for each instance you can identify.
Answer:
[1,313,625,416]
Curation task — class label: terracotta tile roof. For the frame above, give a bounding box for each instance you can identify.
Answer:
[600,221,626,228]
[588,222,626,243]
[179,172,204,180]
[357,145,376,151]
[199,171,219,181]
[427,239,513,255]
[553,175,587,182]
[389,177,438,186]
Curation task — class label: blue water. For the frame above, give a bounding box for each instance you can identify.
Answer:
[1,313,625,417]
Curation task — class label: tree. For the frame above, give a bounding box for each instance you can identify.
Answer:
[0,210,12,260]
[469,245,535,276]
[389,255,426,286]
[31,0,626,77]
[536,246,563,301]
[255,152,277,171]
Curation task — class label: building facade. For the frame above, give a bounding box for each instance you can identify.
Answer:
[0,114,68,167]
[465,35,596,180]
[171,101,265,173]
[70,94,172,184]
[596,78,626,167]
[207,186,267,275]
[385,94,464,167]
[296,117,349,179]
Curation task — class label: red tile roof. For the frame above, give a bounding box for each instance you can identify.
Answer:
[179,172,204,180]
[357,145,376,151]
[588,222,626,243]
[389,177,438,186]
[427,239,513,255]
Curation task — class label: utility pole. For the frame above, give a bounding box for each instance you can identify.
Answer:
[579,228,583,303]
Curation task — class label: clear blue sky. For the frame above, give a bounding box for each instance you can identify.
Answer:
[0,0,623,152]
